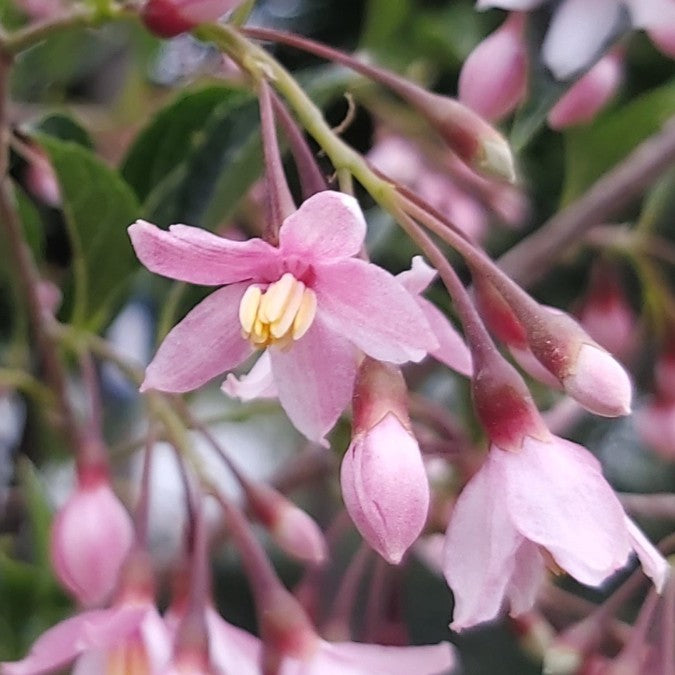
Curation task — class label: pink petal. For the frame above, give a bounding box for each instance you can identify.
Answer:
[128,220,279,285]
[206,608,261,675]
[506,540,546,616]
[624,517,670,592]
[443,453,525,630]
[418,297,473,376]
[542,0,622,79]
[396,256,436,296]
[279,191,366,261]
[317,639,455,675]
[268,317,357,445]
[499,436,632,585]
[459,12,528,121]
[548,52,622,129]
[141,284,253,393]
[314,259,437,364]
[341,414,429,564]
[222,351,278,401]
[2,606,147,675]
[397,257,472,375]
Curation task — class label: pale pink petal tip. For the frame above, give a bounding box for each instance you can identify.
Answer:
[342,414,429,565]
[625,517,671,593]
[459,12,528,121]
[547,53,622,129]
[563,343,632,417]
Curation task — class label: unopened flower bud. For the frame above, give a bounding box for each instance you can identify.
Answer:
[520,306,632,416]
[247,483,327,565]
[141,0,244,38]
[561,343,632,417]
[50,465,134,606]
[648,24,675,59]
[459,12,528,122]
[548,51,623,130]
[341,359,429,564]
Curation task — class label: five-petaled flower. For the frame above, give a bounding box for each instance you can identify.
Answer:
[129,191,437,445]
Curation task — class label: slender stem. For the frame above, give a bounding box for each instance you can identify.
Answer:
[271,92,326,198]
[0,53,81,449]
[1,5,136,55]
[258,78,295,243]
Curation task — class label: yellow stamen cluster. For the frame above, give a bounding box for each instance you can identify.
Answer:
[239,273,317,349]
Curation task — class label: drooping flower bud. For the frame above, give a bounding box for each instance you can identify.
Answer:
[341,358,429,564]
[50,461,134,607]
[548,51,623,130]
[459,12,528,122]
[483,274,633,416]
[141,0,244,39]
[648,24,675,58]
[246,482,327,565]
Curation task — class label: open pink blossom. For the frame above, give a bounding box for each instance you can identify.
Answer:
[2,601,170,674]
[170,607,454,675]
[129,191,436,445]
[478,0,675,79]
[444,434,669,630]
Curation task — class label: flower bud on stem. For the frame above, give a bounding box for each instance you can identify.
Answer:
[243,26,516,182]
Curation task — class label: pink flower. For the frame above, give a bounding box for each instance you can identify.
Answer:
[171,607,455,675]
[142,0,244,38]
[443,434,669,630]
[280,639,455,675]
[459,12,528,121]
[1,601,170,674]
[548,51,623,129]
[341,412,429,564]
[478,0,675,79]
[50,471,134,607]
[129,191,436,445]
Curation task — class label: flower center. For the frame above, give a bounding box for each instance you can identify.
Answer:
[239,273,317,349]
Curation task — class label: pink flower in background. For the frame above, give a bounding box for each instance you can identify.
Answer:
[548,51,623,129]
[459,12,528,121]
[477,0,675,79]
[1,602,170,674]
[129,191,436,445]
[142,0,245,38]
[444,435,669,630]
[50,470,134,607]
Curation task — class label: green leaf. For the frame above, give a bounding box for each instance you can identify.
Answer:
[37,135,140,330]
[136,89,261,228]
[15,185,45,258]
[121,85,240,202]
[561,79,675,203]
[32,112,93,148]
[361,0,412,51]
